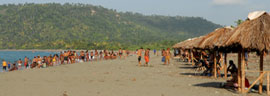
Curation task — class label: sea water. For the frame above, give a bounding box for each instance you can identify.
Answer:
[0,51,60,72]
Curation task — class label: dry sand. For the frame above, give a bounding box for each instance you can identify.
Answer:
[0,53,264,96]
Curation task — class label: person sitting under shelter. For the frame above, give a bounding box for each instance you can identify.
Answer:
[223,72,250,90]
[227,60,238,76]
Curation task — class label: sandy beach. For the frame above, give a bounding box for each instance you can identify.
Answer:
[0,53,264,96]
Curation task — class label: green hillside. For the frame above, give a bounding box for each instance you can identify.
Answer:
[0,3,221,50]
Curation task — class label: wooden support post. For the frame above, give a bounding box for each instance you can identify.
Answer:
[224,53,228,79]
[192,50,194,66]
[259,53,264,94]
[214,51,217,78]
[267,72,269,95]
[241,49,246,93]
[238,51,242,92]
[188,50,191,63]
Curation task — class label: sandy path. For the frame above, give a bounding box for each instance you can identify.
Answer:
[0,54,263,96]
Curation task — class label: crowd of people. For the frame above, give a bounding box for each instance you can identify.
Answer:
[135,47,171,67]
[1,49,132,72]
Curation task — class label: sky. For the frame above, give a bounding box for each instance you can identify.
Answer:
[0,0,269,26]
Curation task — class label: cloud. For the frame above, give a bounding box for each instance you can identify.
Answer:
[212,0,246,5]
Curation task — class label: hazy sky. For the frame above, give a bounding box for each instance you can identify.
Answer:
[0,0,269,26]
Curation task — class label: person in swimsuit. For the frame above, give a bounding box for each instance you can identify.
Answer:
[31,56,37,68]
[162,49,166,64]
[63,51,69,64]
[144,48,150,66]
[7,61,11,70]
[24,56,28,69]
[119,48,123,59]
[48,55,53,66]
[42,56,47,68]
[90,51,94,61]
[37,56,42,68]
[95,49,99,61]
[137,47,143,66]
[80,51,85,62]
[99,51,103,60]
[165,48,171,65]
[2,60,7,72]
[9,63,18,71]
[52,54,57,66]
[17,59,23,70]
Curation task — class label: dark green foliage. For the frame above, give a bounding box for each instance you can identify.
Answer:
[0,3,221,50]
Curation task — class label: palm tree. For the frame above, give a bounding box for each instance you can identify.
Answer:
[234,19,244,26]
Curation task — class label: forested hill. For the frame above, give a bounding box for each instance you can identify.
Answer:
[0,3,221,49]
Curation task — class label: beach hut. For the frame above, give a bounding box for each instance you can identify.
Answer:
[172,36,205,65]
[198,27,233,78]
[185,36,205,66]
[223,11,270,94]
[198,27,233,49]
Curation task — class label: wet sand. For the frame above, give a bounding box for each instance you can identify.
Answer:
[0,53,264,96]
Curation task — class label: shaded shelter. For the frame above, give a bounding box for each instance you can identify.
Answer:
[172,36,205,65]
[222,11,270,94]
[198,27,233,78]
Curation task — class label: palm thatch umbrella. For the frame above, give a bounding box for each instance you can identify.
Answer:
[223,11,270,93]
[195,27,233,78]
[188,36,205,49]
[198,27,233,49]
[174,38,194,49]
[172,42,181,49]
[172,36,205,65]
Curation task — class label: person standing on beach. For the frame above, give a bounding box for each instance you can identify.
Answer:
[95,49,99,61]
[90,51,94,61]
[137,47,143,66]
[144,48,150,66]
[31,56,37,68]
[24,56,28,69]
[86,50,90,62]
[17,59,23,69]
[80,51,85,62]
[47,55,52,66]
[162,49,166,64]
[2,60,7,71]
[153,49,157,56]
[37,56,42,68]
[60,52,64,64]
[7,61,11,70]
[119,48,123,59]
[99,51,103,60]
[63,51,69,64]
[164,48,171,65]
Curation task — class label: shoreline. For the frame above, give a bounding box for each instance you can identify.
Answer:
[0,49,65,52]
[0,49,102,52]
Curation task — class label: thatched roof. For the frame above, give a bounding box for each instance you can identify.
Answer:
[172,42,182,48]
[188,36,205,49]
[173,36,205,49]
[198,27,233,49]
[224,12,270,51]
[172,38,194,49]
